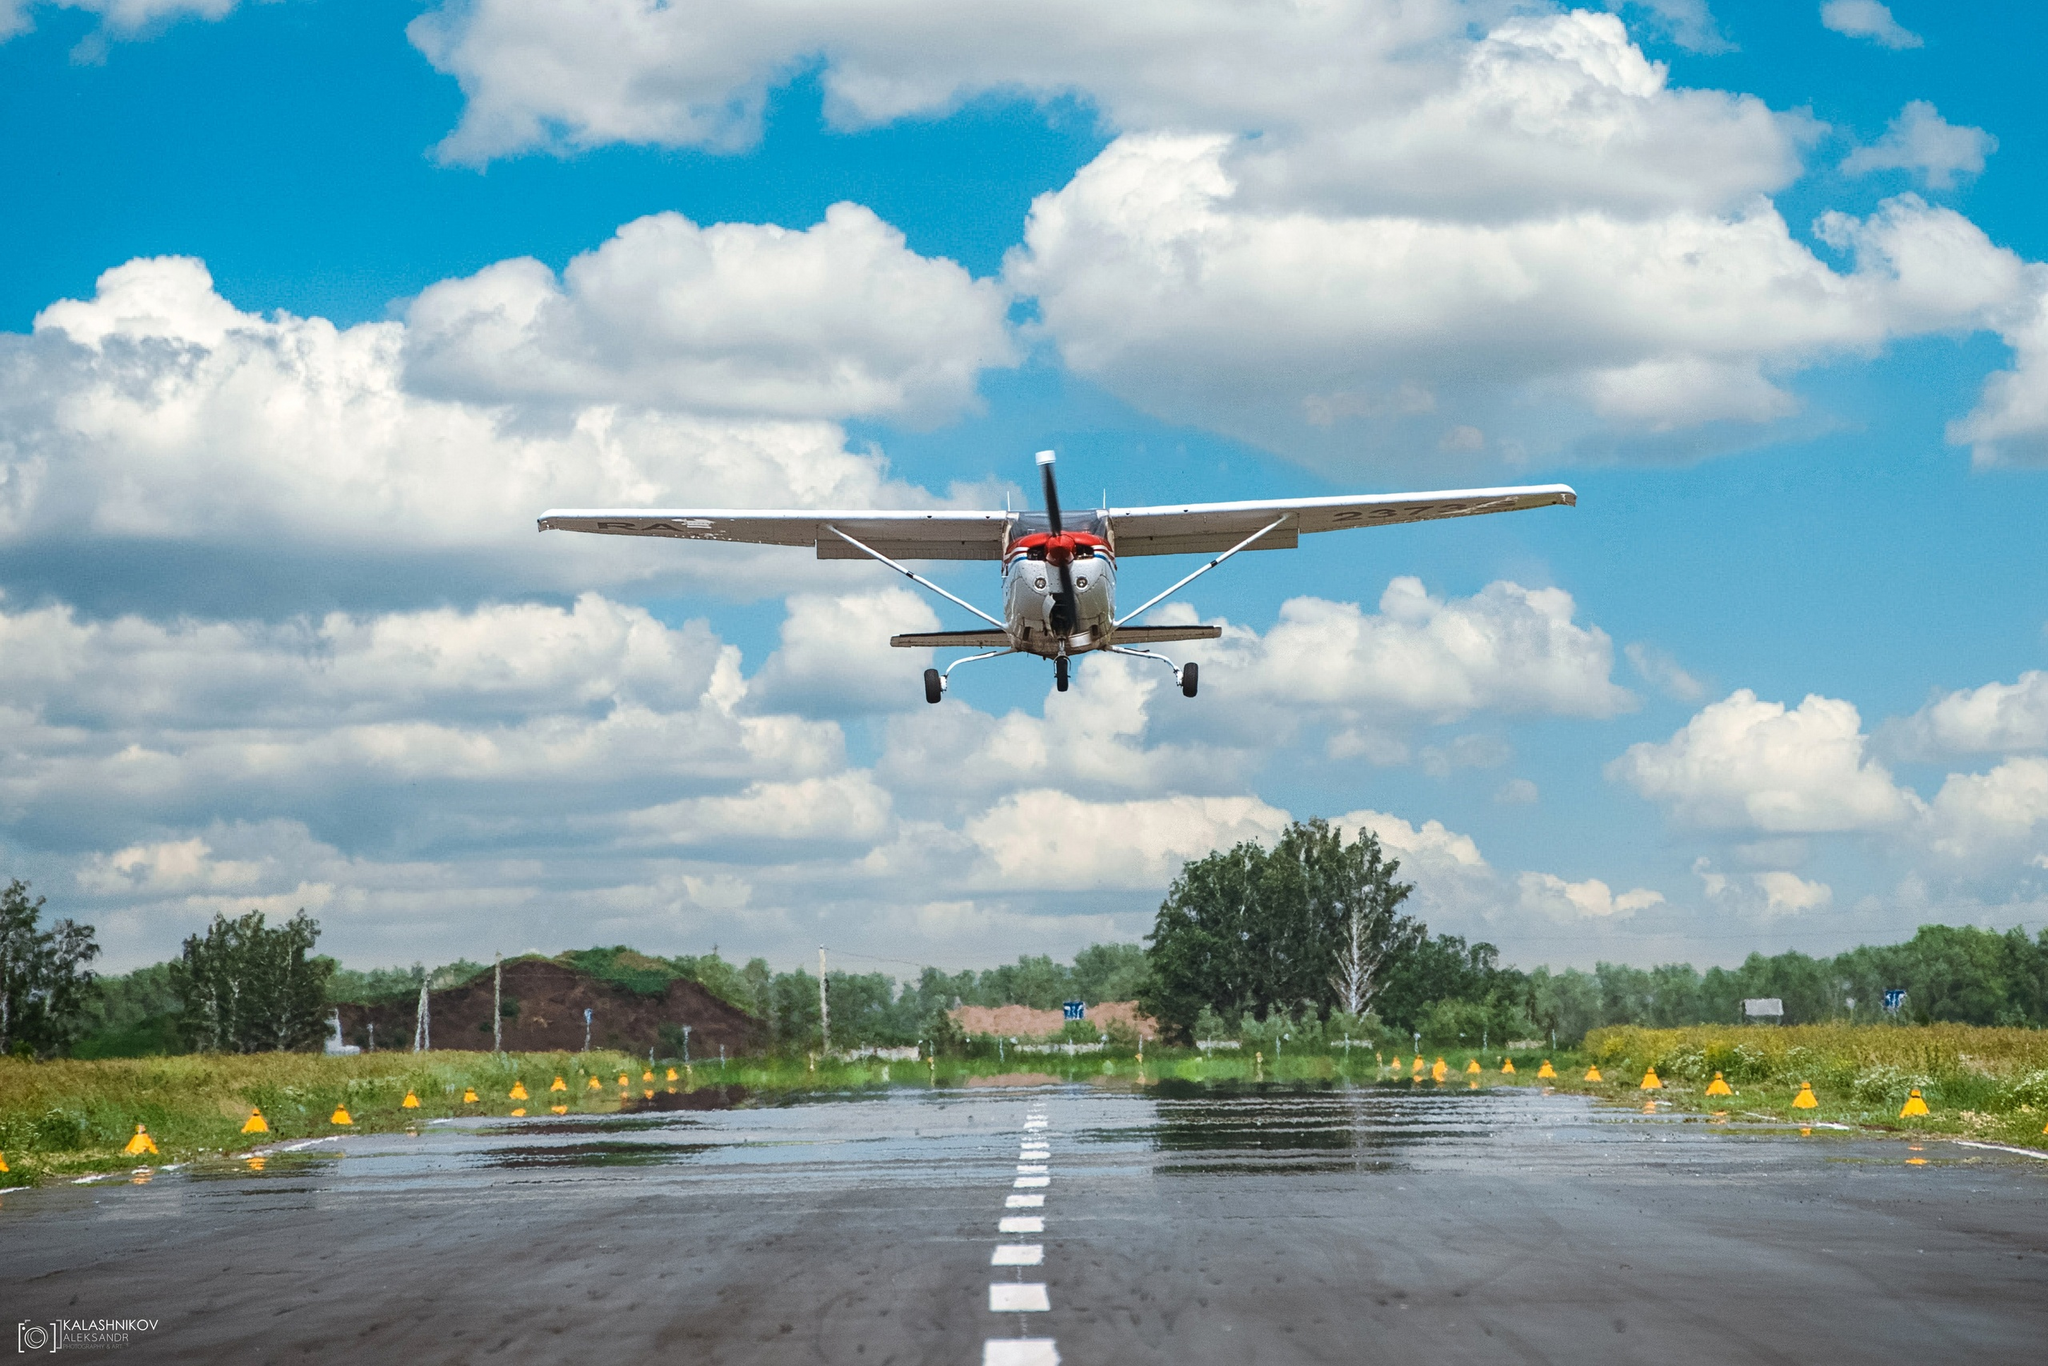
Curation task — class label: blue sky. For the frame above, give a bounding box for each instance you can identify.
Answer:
[3,0,2045,976]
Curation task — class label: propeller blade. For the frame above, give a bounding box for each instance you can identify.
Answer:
[1036,449,1063,535]
[1035,450,1080,637]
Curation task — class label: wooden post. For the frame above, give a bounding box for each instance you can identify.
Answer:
[818,946,830,1057]
[493,952,503,1054]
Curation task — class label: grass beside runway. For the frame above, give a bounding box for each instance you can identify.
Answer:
[6,1026,2044,1185]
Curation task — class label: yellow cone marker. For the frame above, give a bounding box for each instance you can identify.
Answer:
[643,1088,654,1098]
[1537,1060,1556,1079]
[510,1107,526,1117]
[1639,1068,1663,1091]
[551,1104,568,1115]
[462,1088,479,1104]
[401,1091,421,1109]
[509,1081,529,1101]
[242,1108,270,1134]
[667,1067,679,1081]
[1389,1055,1402,1071]
[1431,1057,1448,1082]
[1501,1058,1516,1075]
[1465,1058,1482,1074]
[1792,1081,1819,1109]
[550,1076,568,1092]
[1705,1072,1734,1096]
[1584,1065,1603,1081]
[123,1124,159,1156]
[587,1075,602,1091]
[618,1073,629,1087]
[330,1106,353,1126]
[1900,1088,1930,1117]
[643,1069,655,1082]
[0,1151,10,1172]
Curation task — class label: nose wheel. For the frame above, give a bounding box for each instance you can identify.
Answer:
[1055,657,1070,692]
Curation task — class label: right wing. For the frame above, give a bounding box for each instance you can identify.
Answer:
[537,509,1012,561]
[890,629,1014,649]
[1110,625,1224,644]
[1105,484,1575,557]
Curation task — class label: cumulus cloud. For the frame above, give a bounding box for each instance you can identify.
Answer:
[1,0,241,45]
[964,790,1290,890]
[405,204,1014,422]
[1842,102,1998,190]
[1609,689,1922,832]
[1201,577,1634,727]
[1,243,1010,596]
[1516,871,1665,919]
[1819,0,1922,49]
[1886,670,2048,758]
[749,587,940,716]
[1925,757,2048,863]
[1694,858,1833,917]
[1948,282,2048,466]
[1012,133,2031,456]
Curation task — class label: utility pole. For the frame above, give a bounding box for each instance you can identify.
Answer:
[493,952,503,1053]
[818,946,830,1057]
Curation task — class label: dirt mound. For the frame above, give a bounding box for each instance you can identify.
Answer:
[950,1000,1158,1042]
[337,958,761,1057]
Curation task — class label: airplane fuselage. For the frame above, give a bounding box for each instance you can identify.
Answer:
[1001,512,1118,658]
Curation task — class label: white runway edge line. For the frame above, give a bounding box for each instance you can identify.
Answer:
[984,1107,1058,1366]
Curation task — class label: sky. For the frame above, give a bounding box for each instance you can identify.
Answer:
[3,0,2046,977]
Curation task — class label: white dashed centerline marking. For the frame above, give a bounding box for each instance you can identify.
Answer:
[1013,1176,1050,1188]
[983,1340,1059,1366]
[990,1283,1051,1312]
[999,1216,1044,1234]
[1016,1164,1048,1174]
[1005,1193,1045,1208]
[992,1244,1045,1266]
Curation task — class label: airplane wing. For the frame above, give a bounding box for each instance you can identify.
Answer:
[1104,484,1575,557]
[536,509,1012,561]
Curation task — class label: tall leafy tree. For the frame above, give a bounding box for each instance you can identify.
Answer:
[0,879,101,1057]
[172,910,333,1053]
[1143,819,1416,1036]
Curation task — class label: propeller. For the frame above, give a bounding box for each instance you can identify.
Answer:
[1036,449,1081,639]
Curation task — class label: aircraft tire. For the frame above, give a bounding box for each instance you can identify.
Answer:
[1055,657,1070,693]
[923,668,943,704]
[1181,662,1199,698]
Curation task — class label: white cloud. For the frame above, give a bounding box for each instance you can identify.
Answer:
[1819,0,1922,49]
[1624,641,1708,702]
[1,0,241,44]
[1516,871,1665,919]
[964,790,1290,890]
[1887,670,2048,758]
[1926,757,2048,863]
[406,0,1469,164]
[1842,102,1997,190]
[1205,577,1635,725]
[1010,135,2027,455]
[1,248,1003,589]
[749,587,941,716]
[1494,778,1540,805]
[626,772,895,848]
[1694,858,1833,917]
[405,204,1014,422]
[75,835,260,896]
[1610,689,1923,832]
[1948,281,2048,466]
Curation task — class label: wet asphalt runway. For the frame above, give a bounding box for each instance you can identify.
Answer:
[5,1081,2045,1364]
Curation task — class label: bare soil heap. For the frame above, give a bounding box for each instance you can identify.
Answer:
[337,958,761,1056]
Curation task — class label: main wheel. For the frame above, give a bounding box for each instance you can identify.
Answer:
[923,668,943,704]
[1055,657,1070,693]
[1181,662,1199,698]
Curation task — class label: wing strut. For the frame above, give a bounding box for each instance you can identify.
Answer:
[824,525,1007,630]
[1114,516,1289,628]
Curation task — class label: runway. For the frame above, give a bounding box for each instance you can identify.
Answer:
[5,1082,2044,1364]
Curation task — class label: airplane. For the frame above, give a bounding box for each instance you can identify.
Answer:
[538,453,1575,703]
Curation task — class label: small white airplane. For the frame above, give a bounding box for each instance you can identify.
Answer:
[539,453,1574,702]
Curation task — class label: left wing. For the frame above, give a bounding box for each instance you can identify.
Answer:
[1105,484,1575,557]
[537,509,1012,561]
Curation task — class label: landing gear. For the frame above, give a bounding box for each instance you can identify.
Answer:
[1105,645,1202,699]
[923,668,943,704]
[1055,657,1070,693]
[1180,661,1199,698]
